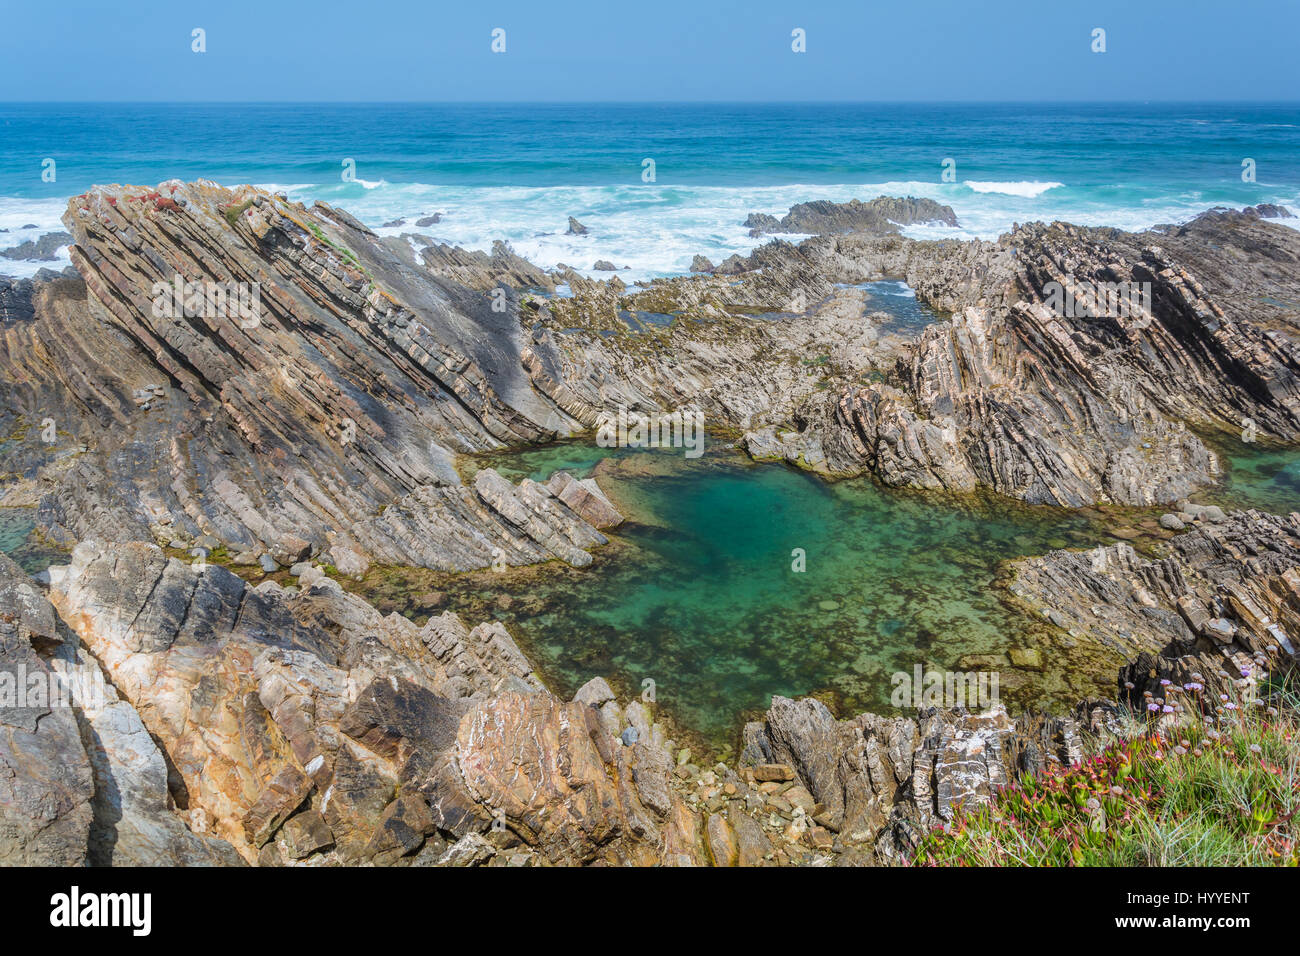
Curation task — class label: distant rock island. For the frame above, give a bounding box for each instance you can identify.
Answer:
[744,195,960,236]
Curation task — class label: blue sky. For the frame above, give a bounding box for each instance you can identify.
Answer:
[2,0,1297,102]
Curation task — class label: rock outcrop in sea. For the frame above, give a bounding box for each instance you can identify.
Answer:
[743,196,960,236]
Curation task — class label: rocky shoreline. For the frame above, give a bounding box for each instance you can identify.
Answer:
[3,183,1300,865]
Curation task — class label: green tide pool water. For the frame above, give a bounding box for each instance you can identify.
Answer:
[447,435,1300,753]
[456,443,1127,754]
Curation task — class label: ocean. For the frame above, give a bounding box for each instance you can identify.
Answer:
[3,102,1300,281]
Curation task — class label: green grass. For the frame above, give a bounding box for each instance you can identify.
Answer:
[912,672,1299,866]
[305,221,363,270]
[223,199,254,228]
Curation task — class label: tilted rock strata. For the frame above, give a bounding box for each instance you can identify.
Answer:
[0,553,94,865]
[0,552,243,865]
[1,181,620,572]
[535,207,1300,506]
[44,539,547,864]
[1009,508,1300,685]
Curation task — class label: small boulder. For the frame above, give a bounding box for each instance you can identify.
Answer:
[573,677,616,708]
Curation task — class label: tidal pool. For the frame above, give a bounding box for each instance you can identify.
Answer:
[0,507,64,575]
[449,443,1130,754]
[1205,434,1300,515]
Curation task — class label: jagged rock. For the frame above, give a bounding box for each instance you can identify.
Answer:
[1,552,241,866]
[531,206,1300,506]
[2,182,612,574]
[744,197,959,236]
[0,555,94,865]
[1011,510,1300,667]
[566,217,588,236]
[545,471,623,528]
[280,809,334,859]
[1243,203,1294,220]
[243,766,312,848]
[689,255,714,272]
[9,181,1300,870]
[42,539,534,863]
[1,231,74,261]
[0,275,37,324]
[365,791,437,864]
[593,260,618,271]
[455,692,705,865]
[573,676,616,708]
[418,238,549,290]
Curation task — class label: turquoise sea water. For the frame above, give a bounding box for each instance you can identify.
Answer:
[3,102,1300,280]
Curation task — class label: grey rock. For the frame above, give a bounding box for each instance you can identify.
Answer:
[744,196,958,236]
[1,231,74,261]
[573,676,616,708]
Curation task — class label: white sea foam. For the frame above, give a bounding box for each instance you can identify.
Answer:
[964,181,1064,198]
[4,180,1299,282]
[0,197,75,278]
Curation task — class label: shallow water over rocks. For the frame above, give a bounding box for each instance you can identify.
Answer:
[431,443,1132,750]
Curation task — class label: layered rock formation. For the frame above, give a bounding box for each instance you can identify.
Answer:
[1008,507,1300,689]
[744,196,960,236]
[529,205,1300,506]
[1,181,619,574]
[3,502,1298,866]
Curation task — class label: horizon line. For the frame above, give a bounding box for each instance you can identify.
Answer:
[4,99,1300,106]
